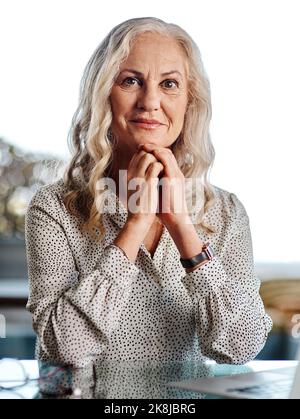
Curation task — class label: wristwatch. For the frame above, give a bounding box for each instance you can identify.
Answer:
[180,242,214,269]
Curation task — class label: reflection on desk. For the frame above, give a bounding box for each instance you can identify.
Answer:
[0,359,298,399]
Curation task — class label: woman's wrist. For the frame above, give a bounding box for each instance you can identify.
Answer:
[167,221,204,260]
[112,218,150,263]
[185,259,209,273]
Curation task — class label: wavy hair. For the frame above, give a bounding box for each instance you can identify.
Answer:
[63,16,216,241]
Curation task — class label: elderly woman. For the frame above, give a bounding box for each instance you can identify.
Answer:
[25,17,272,370]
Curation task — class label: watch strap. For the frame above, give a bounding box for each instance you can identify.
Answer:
[180,243,214,268]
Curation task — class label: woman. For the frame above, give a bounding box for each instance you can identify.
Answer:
[25,17,272,370]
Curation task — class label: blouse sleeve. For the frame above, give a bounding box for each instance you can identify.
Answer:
[180,193,273,365]
[25,187,139,367]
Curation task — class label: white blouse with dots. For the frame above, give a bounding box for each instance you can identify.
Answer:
[25,178,272,368]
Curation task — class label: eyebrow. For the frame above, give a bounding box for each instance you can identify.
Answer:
[119,69,183,78]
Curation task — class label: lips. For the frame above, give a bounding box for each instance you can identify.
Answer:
[131,119,162,124]
[129,119,163,130]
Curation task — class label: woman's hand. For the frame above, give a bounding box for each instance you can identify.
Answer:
[140,143,191,228]
[126,147,164,227]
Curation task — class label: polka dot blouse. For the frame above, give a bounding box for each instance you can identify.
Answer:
[25,178,272,369]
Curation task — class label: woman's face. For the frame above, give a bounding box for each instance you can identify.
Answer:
[110,32,189,154]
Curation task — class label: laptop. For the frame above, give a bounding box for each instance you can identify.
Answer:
[167,350,300,399]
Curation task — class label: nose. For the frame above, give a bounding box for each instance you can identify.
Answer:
[136,83,161,112]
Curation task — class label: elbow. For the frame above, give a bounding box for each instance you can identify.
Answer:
[203,331,271,366]
[205,350,257,366]
[213,349,261,366]
[206,347,263,366]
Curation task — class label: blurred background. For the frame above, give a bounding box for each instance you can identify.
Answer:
[0,0,300,361]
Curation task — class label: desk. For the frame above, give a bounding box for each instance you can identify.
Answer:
[0,359,297,399]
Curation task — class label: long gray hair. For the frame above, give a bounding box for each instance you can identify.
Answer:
[63,17,216,240]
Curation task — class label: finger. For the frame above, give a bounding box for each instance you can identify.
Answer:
[146,162,164,214]
[140,145,177,175]
[151,149,177,177]
[145,161,164,178]
[128,149,147,170]
[141,143,173,155]
[135,152,158,177]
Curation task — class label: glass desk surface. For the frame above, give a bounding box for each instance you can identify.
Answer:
[0,359,298,399]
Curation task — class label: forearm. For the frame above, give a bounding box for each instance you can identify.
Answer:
[193,271,273,364]
[166,219,207,272]
[113,218,150,263]
[27,245,139,366]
